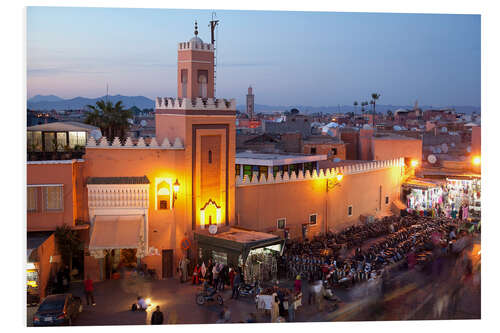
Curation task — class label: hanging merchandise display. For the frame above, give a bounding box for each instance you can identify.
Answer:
[405,184,443,213]
[445,178,481,219]
[243,248,279,284]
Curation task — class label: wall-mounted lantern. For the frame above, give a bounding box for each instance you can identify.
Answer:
[327,173,343,192]
[172,179,180,208]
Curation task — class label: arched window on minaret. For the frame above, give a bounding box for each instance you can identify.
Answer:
[198,70,208,98]
[181,69,188,98]
[157,181,171,210]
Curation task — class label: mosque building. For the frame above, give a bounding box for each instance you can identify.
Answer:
[27,23,409,287]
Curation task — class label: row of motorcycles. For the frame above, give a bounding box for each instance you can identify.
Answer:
[195,281,261,306]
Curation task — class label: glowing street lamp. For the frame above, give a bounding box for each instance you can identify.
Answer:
[172,179,180,208]
[472,156,481,166]
[327,173,344,191]
[410,159,419,168]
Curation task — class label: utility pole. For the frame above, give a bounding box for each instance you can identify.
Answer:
[209,12,220,97]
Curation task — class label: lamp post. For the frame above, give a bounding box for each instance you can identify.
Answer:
[172,179,180,208]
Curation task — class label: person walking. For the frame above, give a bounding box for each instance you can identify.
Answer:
[231,270,241,299]
[192,263,200,285]
[287,291,296,322]
[271,292,280,323]
[151,306,164,325]
[294,275,301,293]
[84,275,96,306]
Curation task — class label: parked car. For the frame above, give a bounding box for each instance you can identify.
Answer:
[33,294,82,326]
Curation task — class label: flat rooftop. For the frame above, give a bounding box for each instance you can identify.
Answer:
[209,228,279,244]
[372,133,421,141]
[235,151,327,166]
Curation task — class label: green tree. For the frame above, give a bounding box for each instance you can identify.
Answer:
[85,99,133,140]
[54,225,82,280]
[371,93,381,127]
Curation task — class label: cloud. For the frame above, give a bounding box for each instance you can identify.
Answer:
[27,67,110,76]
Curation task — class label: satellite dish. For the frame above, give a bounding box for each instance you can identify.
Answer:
[441,143,448,153]
[208,225,218,235]
[467,146,472,153]
[140,120,147,127]
[428,154,437,164]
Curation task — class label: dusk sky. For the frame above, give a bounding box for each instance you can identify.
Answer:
[27,7,481,107]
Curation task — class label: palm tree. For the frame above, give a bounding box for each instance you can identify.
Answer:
[371,93,381,127]
[85,99,133,140]
[353,101,358,114]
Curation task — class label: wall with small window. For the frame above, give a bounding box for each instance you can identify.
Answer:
[236,163,402,235]
[27,161,81,231]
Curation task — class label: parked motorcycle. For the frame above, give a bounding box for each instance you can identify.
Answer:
[238,282,260,298]
[195,287,224,306]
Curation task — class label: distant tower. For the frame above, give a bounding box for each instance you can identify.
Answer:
[246,86,254,119]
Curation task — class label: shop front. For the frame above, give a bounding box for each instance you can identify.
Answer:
[88,215,147,280]
[194,226,284,284]
[445,177,481,219]
[27,231,57,303]
[403,178,444,214]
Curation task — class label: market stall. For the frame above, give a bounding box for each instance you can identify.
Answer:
[403,178,444,214]
[27,231,57,303]
[194,226,284,284]
[445,177,481,219]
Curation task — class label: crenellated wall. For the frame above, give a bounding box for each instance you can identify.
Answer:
[86,136,184,149]
[155,97,236,111]
[235,158,405,239]
[236,158,404,186]
[178,41,214,51]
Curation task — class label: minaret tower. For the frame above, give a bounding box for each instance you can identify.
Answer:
[155,21,236,231]
[246,86,254,120]
[177,21,215,99]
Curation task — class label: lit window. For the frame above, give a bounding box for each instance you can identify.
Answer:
[45,186,63,210]
[27,187,38,211]
[27,132,42,152]
[277,218,286,230]
[56,132,67,151]
[309,214,317,225]
[43,133,56,152]
[348,205,353,216]
[157,181,171,210]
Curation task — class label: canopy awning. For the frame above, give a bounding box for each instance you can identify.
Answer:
[194,226,284,263]
[89,215,144,250]
[403,178,443,190]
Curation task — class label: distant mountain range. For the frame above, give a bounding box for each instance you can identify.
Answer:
[27,95,480,115]
[27,95,155,110]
